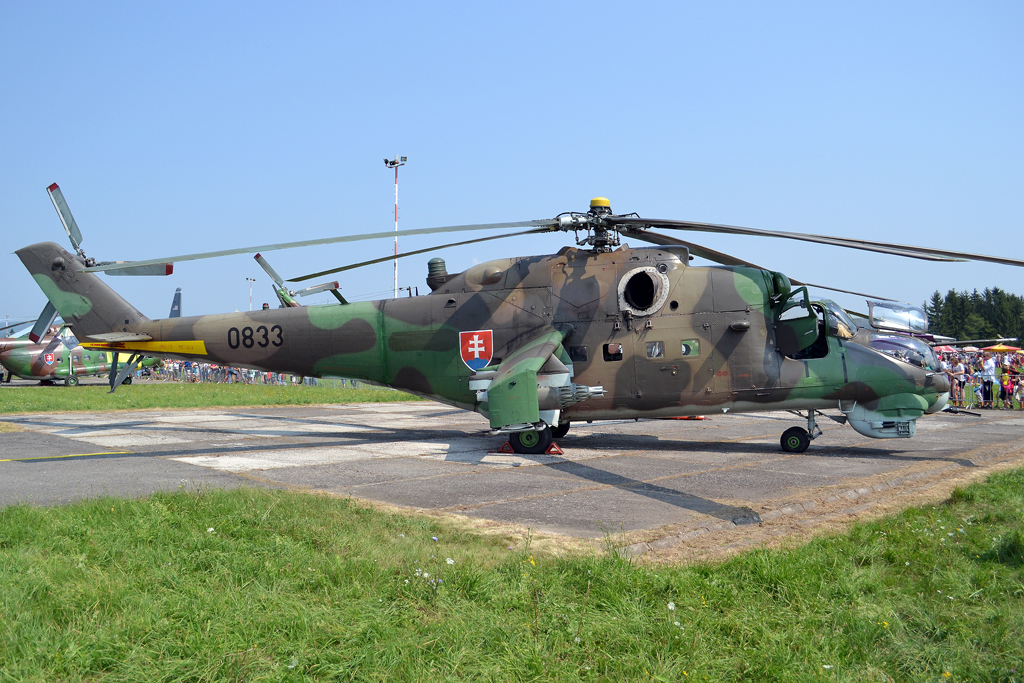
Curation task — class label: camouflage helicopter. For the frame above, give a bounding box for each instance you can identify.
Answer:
[17,190,1024,454]
[0,322,161,386]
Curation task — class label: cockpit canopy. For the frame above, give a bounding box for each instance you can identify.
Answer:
[868,333,940,371]
[819,300,858,340]
[867,300,929,334]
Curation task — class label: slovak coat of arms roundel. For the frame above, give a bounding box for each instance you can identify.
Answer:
[43,353,55,365]
[459,330,493,371]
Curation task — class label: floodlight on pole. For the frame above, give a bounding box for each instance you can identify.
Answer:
[383,155,407,298]
[246,277,256,311]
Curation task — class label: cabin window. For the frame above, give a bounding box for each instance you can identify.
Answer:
[680,339,701,357]
[567,345,588,362]
[603,343,623,362]
[83,354,91,361]
[646,341,664,358]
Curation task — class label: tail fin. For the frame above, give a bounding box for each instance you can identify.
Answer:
[169,287,182,318]
[16,242,150,341]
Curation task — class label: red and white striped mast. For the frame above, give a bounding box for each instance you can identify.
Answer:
[384,155,407,298]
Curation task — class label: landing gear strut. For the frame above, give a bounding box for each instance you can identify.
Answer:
[780,410,823,453]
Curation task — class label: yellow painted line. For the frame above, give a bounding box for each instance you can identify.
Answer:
[0,451,131,462]
[81,340,208,354]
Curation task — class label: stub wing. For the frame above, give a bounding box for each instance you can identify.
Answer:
[470,328,604,431]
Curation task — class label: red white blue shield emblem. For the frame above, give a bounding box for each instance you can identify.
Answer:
[459,330,493,371]
[43,353,55,365]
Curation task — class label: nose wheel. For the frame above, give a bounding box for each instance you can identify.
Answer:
[781,427,810,453]
[781,410,823,453]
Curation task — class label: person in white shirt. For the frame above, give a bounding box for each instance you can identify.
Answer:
[982,352,997,408]
[950,357,967,407]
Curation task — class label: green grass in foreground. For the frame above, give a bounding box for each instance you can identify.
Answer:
[2,474,1023,682]
[0,382,419,414]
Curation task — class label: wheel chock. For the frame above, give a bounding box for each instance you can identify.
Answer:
[669,416,706,420]
[492,441,515,454]
[544,442,564,455]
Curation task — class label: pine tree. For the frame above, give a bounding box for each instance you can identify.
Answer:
[927,287,1024,342]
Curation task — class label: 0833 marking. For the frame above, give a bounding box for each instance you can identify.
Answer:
[227,325,283,350]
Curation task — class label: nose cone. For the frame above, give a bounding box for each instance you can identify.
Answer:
[924,372,950,414]
[926,391,950,414]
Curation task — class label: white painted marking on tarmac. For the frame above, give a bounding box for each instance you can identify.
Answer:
[76,434,191,447]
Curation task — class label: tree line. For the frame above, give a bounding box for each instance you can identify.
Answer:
[925,287,1024,342]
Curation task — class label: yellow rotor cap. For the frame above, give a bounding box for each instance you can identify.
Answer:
[590,197,611,208]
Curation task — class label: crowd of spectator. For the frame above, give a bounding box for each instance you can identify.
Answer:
[140,360,361,388]
[938,350,1024,409]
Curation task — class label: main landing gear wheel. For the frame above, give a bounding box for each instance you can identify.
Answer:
[509,427,553,455]
[64,376,79,387]
[551,422,570,439]
[781,427,810,453]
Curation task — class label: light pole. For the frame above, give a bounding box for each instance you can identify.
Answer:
[384,155,407,298]
[246,277,256,311]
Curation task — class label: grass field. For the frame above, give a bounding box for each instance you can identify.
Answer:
[1,470,1022,681]
[0,382,420,414]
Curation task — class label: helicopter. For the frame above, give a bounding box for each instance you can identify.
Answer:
[0,284,181,386]
[17,190,1024,454]
[0,323,161,386]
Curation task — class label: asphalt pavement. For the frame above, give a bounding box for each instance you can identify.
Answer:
[3,402,1024,556]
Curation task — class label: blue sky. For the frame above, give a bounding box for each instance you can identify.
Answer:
[2,2,1021,327]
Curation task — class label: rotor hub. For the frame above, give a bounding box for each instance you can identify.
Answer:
[588,197,612,216]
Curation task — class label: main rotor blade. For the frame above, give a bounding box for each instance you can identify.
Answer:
[630,230,897,301]
[629,229,765,268]
[288,228,551,282]
[0,320,34,334]
[47,183,83,253]
[794,235,1024,269]
[614,219,965,263]
[81,219,558,273]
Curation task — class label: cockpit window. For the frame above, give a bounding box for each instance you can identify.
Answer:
[821,301,858,340]
[869,333,940,371]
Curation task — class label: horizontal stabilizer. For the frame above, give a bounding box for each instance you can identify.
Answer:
[84,332,154,342]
